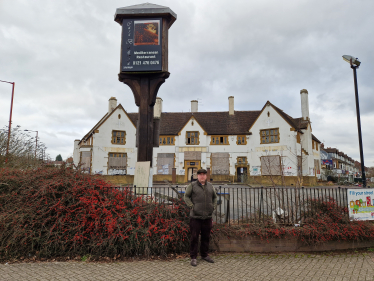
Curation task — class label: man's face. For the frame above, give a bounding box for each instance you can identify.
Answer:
[197,173,207,184]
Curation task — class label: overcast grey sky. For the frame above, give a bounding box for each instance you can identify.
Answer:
[0,0,373,165]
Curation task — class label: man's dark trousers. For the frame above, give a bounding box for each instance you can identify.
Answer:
[190,218,212,259]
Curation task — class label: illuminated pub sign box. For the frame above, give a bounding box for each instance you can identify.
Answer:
[122,18,162,71]
[115,3,177,73]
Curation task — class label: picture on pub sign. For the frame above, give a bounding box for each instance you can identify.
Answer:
[134,20,160,46]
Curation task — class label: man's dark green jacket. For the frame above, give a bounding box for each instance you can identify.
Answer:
[184,181,217,219]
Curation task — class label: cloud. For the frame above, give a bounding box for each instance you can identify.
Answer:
[0,0,373,164]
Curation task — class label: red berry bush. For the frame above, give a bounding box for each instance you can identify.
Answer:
[212,197,374,245]
[0,167,190,260]
[2,166,373,261]
[300,198,374,244]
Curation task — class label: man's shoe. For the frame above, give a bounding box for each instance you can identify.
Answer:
[191,259,197,266]
[202,256,214,263]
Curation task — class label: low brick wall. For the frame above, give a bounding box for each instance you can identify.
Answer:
[102,175,134,185]
[210,175,318,186]
[247,176,317,186]
[211,236,374,252]
[211,175,234,182]
[153,174,185,184]
[101,174,317,186]
[102,175,185,185]
[153,174,173,183]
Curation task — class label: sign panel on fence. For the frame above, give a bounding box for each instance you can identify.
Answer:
[347,188,374,220]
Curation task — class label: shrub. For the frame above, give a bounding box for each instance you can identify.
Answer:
[0,166,190,260]
[300,198,374,244]
[212,197,374,245]
[2,167,374,261]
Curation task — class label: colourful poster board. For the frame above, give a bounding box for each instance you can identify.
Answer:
[322,160,333,165]
[347,188,374,220]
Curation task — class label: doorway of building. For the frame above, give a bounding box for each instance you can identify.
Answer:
[184,160,201,182]
[187,167,198,182]
[237,167,247,183]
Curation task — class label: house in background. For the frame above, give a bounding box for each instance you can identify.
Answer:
[73,90,321,186]
[321,145,358,182]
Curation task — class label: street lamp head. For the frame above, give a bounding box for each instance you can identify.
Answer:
[343,55,361,67]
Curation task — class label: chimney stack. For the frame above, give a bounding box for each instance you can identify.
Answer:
[154,97,163,119]
[108,97,117,113]
[191,100,198,112]
[300,89,309,120]
[228,96,234,115]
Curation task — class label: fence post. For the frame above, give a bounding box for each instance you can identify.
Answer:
[286,188,293,224]
[245,186,248,223]
[301,186,305,223]
[237,187,239,225]
[260,186,263,223]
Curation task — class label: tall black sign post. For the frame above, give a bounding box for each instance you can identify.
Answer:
[114,4,176,167]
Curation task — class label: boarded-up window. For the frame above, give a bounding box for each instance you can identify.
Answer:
[157,153,174,175]
[211,153,229,175]
[80,151,92,172]
[108,153,127,175]
[184,151,201,161]
[261,155,281,175]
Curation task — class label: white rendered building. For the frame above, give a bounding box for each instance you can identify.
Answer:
[73,90,321,185]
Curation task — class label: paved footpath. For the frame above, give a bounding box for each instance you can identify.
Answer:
[1,252,374,281]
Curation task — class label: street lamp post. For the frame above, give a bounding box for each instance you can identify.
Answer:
[24,130,38,158]
[342,55,366,187]
[0,80,15,163]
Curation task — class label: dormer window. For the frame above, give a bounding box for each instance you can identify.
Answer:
[260,128,279,144]
[186,131,199,145]
[112,130,126,145]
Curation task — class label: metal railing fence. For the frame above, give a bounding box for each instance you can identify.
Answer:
[107,186,350,225]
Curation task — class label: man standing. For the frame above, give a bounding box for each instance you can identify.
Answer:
[184,169,217,266]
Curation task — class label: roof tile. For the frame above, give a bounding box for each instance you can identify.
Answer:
[128,111,261,135]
